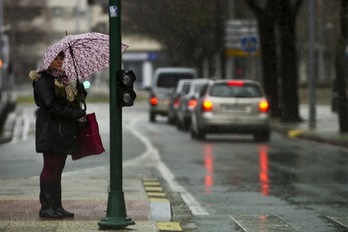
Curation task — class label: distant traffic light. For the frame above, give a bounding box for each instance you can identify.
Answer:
[118,70,136,107]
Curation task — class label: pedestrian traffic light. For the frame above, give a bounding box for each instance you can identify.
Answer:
[118,70,136,107]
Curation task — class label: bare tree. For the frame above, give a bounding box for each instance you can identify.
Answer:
[244,0,280,117]
[122,1,223,74]
[335,0,348,132]
[277,0,303,122]
[245,0,303,121]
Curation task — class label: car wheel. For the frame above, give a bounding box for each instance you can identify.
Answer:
[176,119,183,131]
[168,112,175,125]
[254,130,270,142]
[150,112,156,122]
[183,119,190,131]
[196,127,206,140]
[190,126,197,139]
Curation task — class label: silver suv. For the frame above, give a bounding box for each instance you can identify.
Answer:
[176,79,209,130]
[190,79,270,141]
[149,67,197,122]
[168,79,192,124]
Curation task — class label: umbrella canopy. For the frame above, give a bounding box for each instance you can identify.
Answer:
[38,32,128,80]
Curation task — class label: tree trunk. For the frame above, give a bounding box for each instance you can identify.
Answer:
[245,0,280,118]
[335,0,348,132]
[258,14,280,117]
[278,2,302,122]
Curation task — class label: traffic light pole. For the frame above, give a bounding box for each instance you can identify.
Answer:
[98,0,135,229]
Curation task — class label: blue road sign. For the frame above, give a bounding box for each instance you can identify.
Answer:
[241,36,258,53]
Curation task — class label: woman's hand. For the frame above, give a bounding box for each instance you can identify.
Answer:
[76,82,87,97]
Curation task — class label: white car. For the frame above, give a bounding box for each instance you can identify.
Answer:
[168,79,192,124]
[176,79,209,130]
[190,79,270,141]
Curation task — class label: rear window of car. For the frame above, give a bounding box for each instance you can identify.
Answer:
[157,73,195,88]
[210,83,262,98]
[182,83,191,94]
[194,83,207,94]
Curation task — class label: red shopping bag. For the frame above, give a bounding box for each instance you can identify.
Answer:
[72,113,105,160]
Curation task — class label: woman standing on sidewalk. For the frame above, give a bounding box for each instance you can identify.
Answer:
[29,51,87,219]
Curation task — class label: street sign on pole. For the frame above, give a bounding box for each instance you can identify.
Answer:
[98,0,135,229]
[241,36,258,53]
[224,19,259,57]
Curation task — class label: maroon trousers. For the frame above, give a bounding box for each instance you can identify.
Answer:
[40,153,68,183]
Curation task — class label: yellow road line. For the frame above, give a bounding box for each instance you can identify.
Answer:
[144,181,162,186]
[150,198,169,202]
[145,186,163,192]
[147,192,167,197]
[157,222,182,231]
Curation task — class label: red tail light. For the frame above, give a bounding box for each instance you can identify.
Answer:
[227,80,244,87]
[202,100,213,112]
[188,99,197,109]
[259,100,269,113]
[149,95,158,106]
[173,97,180,108]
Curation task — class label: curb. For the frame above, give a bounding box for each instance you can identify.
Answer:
[143,178,183,232]
[271,124,348,149]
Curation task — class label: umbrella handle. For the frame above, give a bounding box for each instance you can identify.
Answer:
[76,79,87,111]
[81,100,87,111]
[65,31,87,111]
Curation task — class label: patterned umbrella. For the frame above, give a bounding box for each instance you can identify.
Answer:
[38,32,128,80]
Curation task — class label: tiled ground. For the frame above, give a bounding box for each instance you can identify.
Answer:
[0,199,150,221]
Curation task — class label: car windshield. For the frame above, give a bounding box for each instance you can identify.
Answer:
[194,83,207,93]
[210,83,262,98]
[157,73,195,88]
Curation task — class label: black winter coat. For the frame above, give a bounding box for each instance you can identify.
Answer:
[32,71,86,155]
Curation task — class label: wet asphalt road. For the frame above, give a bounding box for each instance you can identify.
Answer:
[130,104,348,232]
[1,102,348,231]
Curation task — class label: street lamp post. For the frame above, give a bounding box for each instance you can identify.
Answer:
[98,0,135,229]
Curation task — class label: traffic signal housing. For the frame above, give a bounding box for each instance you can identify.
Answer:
[118,70,136,107]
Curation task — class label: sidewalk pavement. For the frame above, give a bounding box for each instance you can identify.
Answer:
[271,104,348,149]
[0,102,348,232]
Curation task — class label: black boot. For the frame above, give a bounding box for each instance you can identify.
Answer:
[39,182,63,219]
[53,180,74,218]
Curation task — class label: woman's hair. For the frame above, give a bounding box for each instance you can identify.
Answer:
[58,51,65,58]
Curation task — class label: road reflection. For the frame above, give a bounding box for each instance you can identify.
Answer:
[258,145,269,196]
[203,144,214,193]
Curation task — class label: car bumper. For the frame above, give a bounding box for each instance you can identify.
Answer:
[150,99,170,115]
[197,113,270,133]
[201,124,270,134]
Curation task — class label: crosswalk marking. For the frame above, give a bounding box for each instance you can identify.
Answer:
[143,181,161,186]
[229,215,297,232]
[145,186,163,192]
[147,192,166,197]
